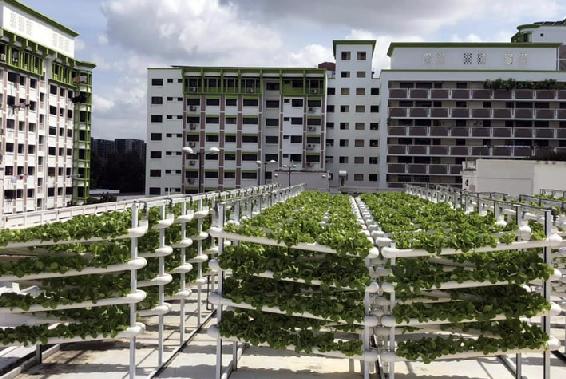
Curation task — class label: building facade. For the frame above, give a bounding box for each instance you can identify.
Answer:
[146,40,380,195]
[0,0,94,215]
[380,21,566,188]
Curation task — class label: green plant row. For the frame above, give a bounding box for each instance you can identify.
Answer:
[225,192,372,257]
[397,320,548,363]
[218,243,370,290]
[0,241,132,278]
[0,306,130,346]
[393,285,550,324]
[219,310,363,356]
[223,277,364,324]
[389,249,553,298]
[361,193,518,254]
[0,273,131,311]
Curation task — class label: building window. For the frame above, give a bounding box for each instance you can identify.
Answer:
[340,123,349,130]
[356,71,366,78]
[340,71,350,78]
[341,88,349,95]
[370,123,379,130]
[326,122,334,128]
[354,156,364,164]
[243,117,259,125]
[354,139,364,147]
[477,52,487,64]
[226,117,236,124]
[327,87,335,95]
[370,139,378,147]
[242,171,257,179]
[149,187,161,195]
[290,135,302,143]
[341,51,351,60]
[150,133,162,141]
[151,115,163,123]
[243,98,258,107]
[340,105,349,112]
[226,98,237,106]
[327,105,335,112]
[151,79,163,86]
[225,134,236,143]
[463,52,473,65]
[225,171,235,179]
[339,156,348,163]
[355,105,365,112]
[265,136,278,144]
[369,174,378,182]
[291,99,303,107]
[339,139,349,147]
[266,118,279,127]
[150,151,162,158]
[370,106,379,113]
[371,87,379,95]
[291,117,303,125]
[151,97,163,105]
[205,171,218,178]
[356,88,366,95]
[150,170,161,177]
[355,123,365,130]
[266,100,279,108]
[357,51,366,60]
[206,98,220,106]
[369,157,378,164]
[504,53,513,65]
[354,174,364,181]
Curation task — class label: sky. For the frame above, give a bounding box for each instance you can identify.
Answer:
[23,0,566,141]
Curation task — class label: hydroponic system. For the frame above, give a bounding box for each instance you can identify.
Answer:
[1,183,566,379]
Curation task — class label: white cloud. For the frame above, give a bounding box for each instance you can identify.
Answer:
[97,34,109,45]
[101,0,282,63]
[75,39,86,51]
[92,94,114,113]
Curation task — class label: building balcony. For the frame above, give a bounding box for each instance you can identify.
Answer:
[388,87,566,102]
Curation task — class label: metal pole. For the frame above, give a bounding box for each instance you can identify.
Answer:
[288,168,291,187]
[180,200,187,344]
[543,209,552,379]
[158,204,166,367]
[129,202,139,379]
[215,203,226,379]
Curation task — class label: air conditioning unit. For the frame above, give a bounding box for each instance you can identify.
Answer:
[189,106,197,111]
[306,144,315,151]
[308,107,315,112]
[307,126,316,131]
[0,53,6,62]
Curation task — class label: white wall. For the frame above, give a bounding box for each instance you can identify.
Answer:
[1,2,75,57]
[462,159,566,196]
[390,46,558,71]
[272,170,330,191]
[524,26,566,44]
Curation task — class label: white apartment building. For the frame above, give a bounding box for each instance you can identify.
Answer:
[0,0,94,216]
[326,40,380,192]
[146,40,380,195]
[379,20,566,188]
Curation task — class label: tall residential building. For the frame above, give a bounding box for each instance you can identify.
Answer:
[325,40,380,192]
[0,0,94,215]
[146,40,380,195]
[115,138,145,161]
[380,21,566,188]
